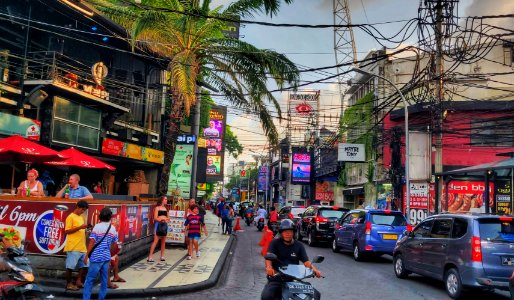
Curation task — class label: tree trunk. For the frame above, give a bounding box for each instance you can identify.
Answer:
[158,90,184,196]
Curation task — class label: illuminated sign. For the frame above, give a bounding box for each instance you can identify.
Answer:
[291,152,311,184]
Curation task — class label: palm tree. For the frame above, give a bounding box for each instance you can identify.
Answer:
[90,0,299,195]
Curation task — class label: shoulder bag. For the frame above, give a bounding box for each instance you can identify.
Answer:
[88,223,112,258]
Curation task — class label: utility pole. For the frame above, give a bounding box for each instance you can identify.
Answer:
[434,0,444,212]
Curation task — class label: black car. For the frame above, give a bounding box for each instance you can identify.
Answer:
[296,205,349,246]
[277,206,307,226]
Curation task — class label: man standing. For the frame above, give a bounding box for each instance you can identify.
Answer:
[64,200,90,291]
[56,174,93,200]
[216,199,225,226]
[83,208,118,300]
[261,219,321,300]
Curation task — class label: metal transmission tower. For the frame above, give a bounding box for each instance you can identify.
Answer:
[333,0,357,132]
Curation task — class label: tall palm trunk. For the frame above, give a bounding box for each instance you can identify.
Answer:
[158,89,185,196]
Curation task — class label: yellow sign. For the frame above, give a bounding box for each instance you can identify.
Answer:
[143,147,164,164]
[126,144,142,160]
[197,183,207,191]
[198,137,207,148]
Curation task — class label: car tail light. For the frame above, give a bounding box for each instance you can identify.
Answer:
[406,224,413,232]
[365,245,373,251]
[472,236,482,262]
[365,221,372,235]
[500,217,513,222]
[288,213,293,219]
[316,216,328,224]
[384,210,391,214]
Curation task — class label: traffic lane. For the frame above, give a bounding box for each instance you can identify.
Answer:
[306,241,510,300]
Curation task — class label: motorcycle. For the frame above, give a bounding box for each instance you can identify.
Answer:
[256,218,265,231]
[0,245,49,299]
[264,253,324,300]
[245,212,254,226]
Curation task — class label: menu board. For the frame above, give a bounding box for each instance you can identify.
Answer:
[166,210,186,245]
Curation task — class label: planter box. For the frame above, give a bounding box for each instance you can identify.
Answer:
[127,182,149,196]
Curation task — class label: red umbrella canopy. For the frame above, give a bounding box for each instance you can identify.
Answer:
[0,135,67,163]
[45,147,115,170]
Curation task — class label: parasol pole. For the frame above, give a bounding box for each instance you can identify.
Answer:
[11,164,15,193]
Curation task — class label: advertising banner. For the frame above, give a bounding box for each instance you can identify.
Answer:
[258,166,268,192]
[315,181,334,202]
[403,183,429,225]
[429,181,494,213]
[495,180,512,215]
[291,152,311,184]
[0,112,41,141]
[0,199,153,255]
[204,106,226,181]
[167,142,194,199]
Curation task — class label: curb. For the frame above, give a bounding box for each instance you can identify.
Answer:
[44,235,236,298]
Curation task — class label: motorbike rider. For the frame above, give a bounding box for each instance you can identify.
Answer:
[255,205,267,224]
[268,206,279,233]
[261,219,322,300]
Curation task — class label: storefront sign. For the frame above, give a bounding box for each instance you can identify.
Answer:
[429,181,494,213]
[495,181,512,215]
[101,138,164,164]
[0,112,41,141]
[403,183,429,225]
[338,143,365,162]
[167,144,194,199]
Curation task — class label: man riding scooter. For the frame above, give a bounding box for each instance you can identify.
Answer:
[255,205,267,231]
[268,206,279,235]
[261,219,322,300]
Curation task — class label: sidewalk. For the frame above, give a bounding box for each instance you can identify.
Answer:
[43,211,235,299]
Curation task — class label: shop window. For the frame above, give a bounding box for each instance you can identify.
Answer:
[52,96,101,150]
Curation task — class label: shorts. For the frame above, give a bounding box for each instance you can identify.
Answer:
[188,233,201,240]
[65,251,89,270]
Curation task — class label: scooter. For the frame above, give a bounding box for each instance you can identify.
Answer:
[245,212,254,226]
[0,245,49,300]
[256,218,265,231]
[264,253,324,300]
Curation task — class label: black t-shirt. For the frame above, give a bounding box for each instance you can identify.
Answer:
[266,238,309,271]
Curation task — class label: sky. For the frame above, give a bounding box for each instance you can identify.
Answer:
[207,0,511,169]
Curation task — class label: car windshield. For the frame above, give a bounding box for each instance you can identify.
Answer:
[291,207,306,217]
[479,218,514,243]
[319,209,344,219]
[370,213,407,226]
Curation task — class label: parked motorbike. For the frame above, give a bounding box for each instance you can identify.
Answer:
[256,218,265,231]
[245,213,254,226]
[0,245,48,300]
[264,253,324,300]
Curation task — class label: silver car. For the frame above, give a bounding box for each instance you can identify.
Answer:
[393,213,514,299]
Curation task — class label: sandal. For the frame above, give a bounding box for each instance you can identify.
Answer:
[160,257,166,261]
[147,258,155,263]
[112,277,126,283]
[108,283,119,289]
[66,283,79,291]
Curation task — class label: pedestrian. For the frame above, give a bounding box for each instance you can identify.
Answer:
[56,174,93,200]
[64,200,90,291]
[184,205,208,260]
[17,169,44,197]
[216,200,225,226]
[107,242,125,289]
[83,207,118,300]
[147,196,169,262]
[226,203,235,235]
[221,204,229,234]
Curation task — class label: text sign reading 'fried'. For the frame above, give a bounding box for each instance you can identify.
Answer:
[337,143,365,162]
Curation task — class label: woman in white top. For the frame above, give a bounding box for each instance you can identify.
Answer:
[17,169,44,197]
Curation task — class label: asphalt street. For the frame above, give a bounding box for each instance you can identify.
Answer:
[133,225,511,300]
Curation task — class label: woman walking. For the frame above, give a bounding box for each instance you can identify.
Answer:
[226,203,235,235]
[147,196,169,262]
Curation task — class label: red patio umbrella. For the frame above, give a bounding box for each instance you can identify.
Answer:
[44,147,115,171]
[0,135,68,190]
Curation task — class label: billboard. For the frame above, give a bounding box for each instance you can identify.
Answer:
[291,152,311,184]
[204,106,227,181]
[429,181,494,213]
[258,166,268,192]
[167,135,195,199]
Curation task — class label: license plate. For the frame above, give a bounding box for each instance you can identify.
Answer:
[382,234,398,240]
[502,257,513,265]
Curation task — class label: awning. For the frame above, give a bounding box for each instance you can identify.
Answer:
[343,186,364,195]
[441,157,514,175]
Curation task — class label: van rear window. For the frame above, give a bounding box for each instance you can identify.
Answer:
[479,218,514,243]
[370,214,407,226]
[319,210,344,219]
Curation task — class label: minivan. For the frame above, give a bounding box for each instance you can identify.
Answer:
[393,213,514,299]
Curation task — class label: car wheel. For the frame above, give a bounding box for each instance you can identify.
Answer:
[393,254,409,279]
[353,243,363,261]
[308,231,316,247]
[332,239,341,253]
[445,268,463,299]
[296,228,302,241]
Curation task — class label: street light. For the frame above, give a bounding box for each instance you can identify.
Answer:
[351,68,410,218]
